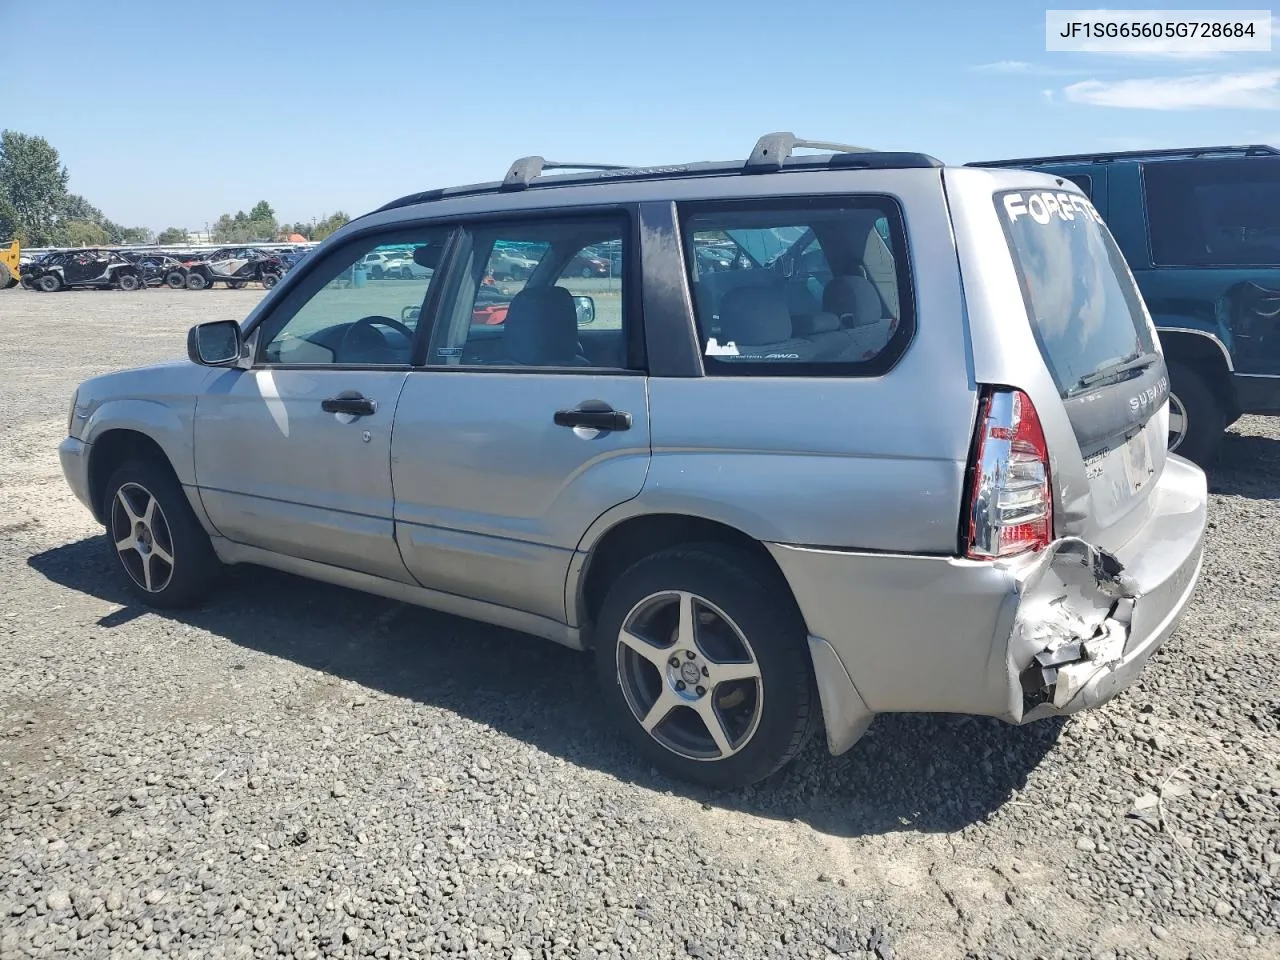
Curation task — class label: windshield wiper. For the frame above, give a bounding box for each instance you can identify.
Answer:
[1075,352,1157,390]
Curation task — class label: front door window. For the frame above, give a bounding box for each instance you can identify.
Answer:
[259,232,451,366]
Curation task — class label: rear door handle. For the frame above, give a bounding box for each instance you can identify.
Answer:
[554,406,632,431]
[321,394,377,416]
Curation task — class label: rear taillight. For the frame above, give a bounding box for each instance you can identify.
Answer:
[964,387,1053,560]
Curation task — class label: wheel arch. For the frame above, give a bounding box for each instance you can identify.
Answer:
[570,511,803,648]
[87,429,181,524]
[1157,326,1238,416]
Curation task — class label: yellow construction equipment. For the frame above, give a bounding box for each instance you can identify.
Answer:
[0,240,18,289]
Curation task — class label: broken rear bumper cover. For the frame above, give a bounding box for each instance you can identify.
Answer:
[767,455,1208,755]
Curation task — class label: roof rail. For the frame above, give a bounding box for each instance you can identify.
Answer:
[367,134,941,217]
[966,144,1280,168]
[744,132,876,172]
[502,156,631,190]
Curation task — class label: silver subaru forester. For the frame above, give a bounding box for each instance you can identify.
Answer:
[58,134,1208,788]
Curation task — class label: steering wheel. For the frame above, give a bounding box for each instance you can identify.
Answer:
[338,315,415,360]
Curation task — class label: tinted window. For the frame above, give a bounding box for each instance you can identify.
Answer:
[1144,157,1280,266]
[678,197,914,376]
[997,189,1156,397]
[1064,174,1093,198]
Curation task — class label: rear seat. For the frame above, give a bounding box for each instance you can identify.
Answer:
[713,285,818,360]
[822,274,898,360]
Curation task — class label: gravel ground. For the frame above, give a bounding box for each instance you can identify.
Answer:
[1,287,1277,960]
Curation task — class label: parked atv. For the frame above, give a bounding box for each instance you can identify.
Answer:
[183,247,284,290]
[122,252,189,289]
[25,249,143,291]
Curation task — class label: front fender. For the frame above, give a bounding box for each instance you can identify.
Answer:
[81,397,196,485]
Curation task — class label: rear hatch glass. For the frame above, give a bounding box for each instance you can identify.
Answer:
[996,188,1168,526]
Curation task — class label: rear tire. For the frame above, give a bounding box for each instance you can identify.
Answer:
[103,458,222,608]
[1166,361,1224,466]
[38,274,63,292]
[186,272,208,291]
[117,273,141,292]
[0,263,12,288]
[593,543,819,789]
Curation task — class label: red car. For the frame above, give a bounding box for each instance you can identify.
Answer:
[564,253,610,278]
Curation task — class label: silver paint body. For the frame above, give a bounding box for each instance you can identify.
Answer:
[58,164,1209,754]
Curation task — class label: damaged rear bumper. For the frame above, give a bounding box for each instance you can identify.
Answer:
[767,455,1208,755]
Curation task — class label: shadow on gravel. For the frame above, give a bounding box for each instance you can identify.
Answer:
[1206,428,1280,500]
[30,536,1064,839]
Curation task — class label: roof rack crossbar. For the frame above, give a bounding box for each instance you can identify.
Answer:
[745,132,876,172]
[502,156,631,190]
[966,144,1280,168]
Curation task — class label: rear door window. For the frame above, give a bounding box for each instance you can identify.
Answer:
[996,189,1157,398]
[1143,156,1280,266]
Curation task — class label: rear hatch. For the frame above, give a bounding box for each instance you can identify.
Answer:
[995,187,1168,545]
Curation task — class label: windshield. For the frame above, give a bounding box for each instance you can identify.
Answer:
[997,189,1157,397]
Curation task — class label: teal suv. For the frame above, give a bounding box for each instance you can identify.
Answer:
[970,145,1280,464]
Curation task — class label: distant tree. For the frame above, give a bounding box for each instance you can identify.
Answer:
[0,195,17,242]
[156,227,187,245]
[57,219,109,246]
[312,211,349,241]
[62,193,104,224]
[0,130,70,246]
[213,203,279,243]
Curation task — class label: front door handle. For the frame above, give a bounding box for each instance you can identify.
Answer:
[321,394,377,416]
[554,405,632,431]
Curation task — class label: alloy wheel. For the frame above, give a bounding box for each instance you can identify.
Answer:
[615,590,764,761]
[1168,391,1188,453]
[110,482,175,593]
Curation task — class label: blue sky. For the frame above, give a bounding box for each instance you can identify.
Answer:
[7,1,1280,231]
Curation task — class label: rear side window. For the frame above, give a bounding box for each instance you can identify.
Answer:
[677,196,914,376]
[1064,174,1093,199]
[997,189,1156,397]
[1144,156,1280,267]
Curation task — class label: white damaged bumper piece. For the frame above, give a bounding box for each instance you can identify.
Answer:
[768,455,1208,755]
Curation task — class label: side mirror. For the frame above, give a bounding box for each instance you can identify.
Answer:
[401,305,421,324]
[187,320,243,366]
[573,295,596,325]
[413,244,443,269]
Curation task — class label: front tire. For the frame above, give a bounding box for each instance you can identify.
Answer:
[261,271,279,289]
[104,458,222,608]
[1166,361,1225,465]
[38,274,63,292]
[165,271,186,289]
[186,272,208,291]
[20,275,36,290]
[593,544,818,789]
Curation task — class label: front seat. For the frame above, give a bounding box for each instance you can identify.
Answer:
[503,286,590,366]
